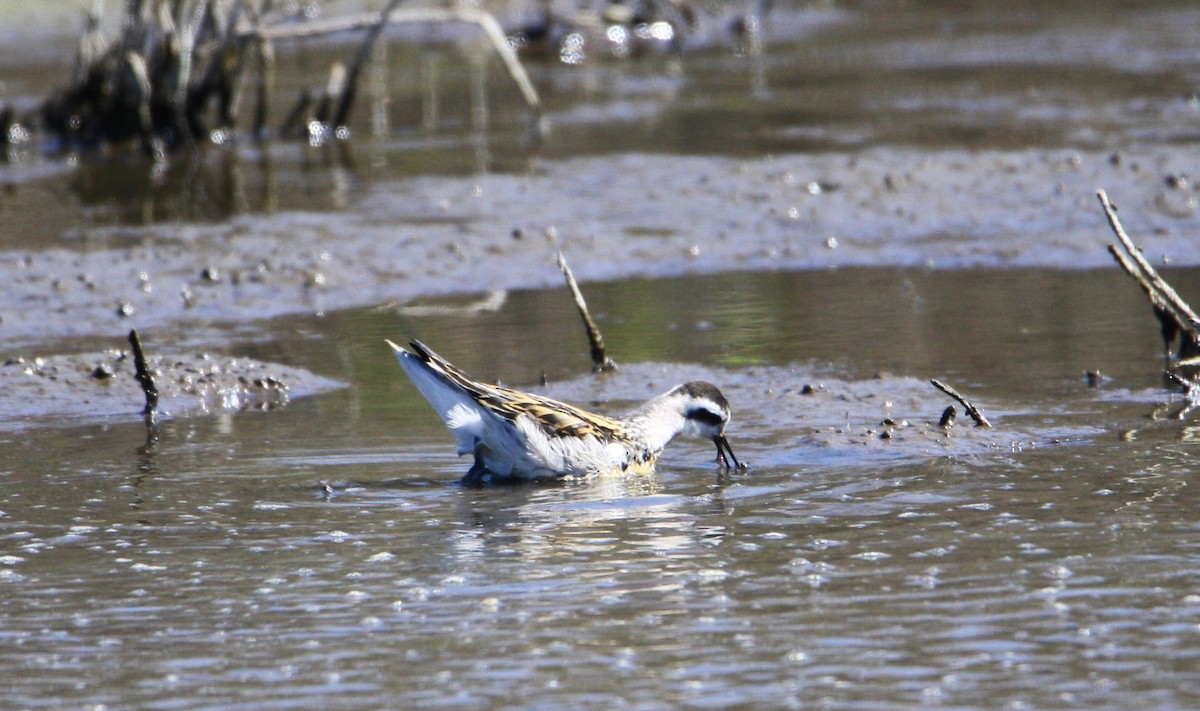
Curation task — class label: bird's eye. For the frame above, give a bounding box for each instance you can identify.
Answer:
[685,408,725,427]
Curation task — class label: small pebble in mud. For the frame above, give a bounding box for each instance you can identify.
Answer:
[1085,370,1106,387]
[1165,173,1189,190]
[201,266,222,283]
[938,406,956,429]
[511,228,524,240]
[91,364,114,380]
[116,302,135,318]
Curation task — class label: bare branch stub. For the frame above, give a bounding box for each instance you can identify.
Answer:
[930,379,990,428]
[128,329,160,418]
[557,251,616,373]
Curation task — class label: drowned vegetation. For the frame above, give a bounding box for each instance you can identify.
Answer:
[4,0,541,159]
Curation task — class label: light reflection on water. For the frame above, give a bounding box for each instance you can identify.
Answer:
[3,267,1200,707]
[4,0,1200,703]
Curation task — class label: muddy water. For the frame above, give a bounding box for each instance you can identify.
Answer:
[5,0,1200,708]
[5,268,1200,709]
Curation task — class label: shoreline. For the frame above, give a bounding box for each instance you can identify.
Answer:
[2,145,1196,354]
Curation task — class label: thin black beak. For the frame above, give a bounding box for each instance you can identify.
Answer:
[714,435,747,471]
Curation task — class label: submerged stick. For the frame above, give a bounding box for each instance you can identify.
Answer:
[930,379,990,427]
[557,251,616,373]
[128,329,159,417]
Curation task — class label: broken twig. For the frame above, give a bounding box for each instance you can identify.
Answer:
[128,329,160,418]
[930,379,990,427]
[557,251,616,373]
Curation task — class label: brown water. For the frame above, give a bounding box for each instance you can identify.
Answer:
[5,1,1200,709]
[5,268,1200,709]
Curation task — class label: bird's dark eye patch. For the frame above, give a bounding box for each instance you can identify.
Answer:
[686,408,725,427]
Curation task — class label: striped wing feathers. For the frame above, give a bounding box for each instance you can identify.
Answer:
[410,340,628,442]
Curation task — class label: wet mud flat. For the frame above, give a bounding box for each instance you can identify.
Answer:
[6,1,1200,708]
[3,144,1197,349]
[0,348,341,431]
[527,360,1084,471]
[0,142,1194,446]
[0,143,1193,431]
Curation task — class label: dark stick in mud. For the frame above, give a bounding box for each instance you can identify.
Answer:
[930,379,990,427]
[557,251,616,373]
[128,329,159,417]
[1099,189,1200,361]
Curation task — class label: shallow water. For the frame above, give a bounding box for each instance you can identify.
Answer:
[5,0,1200,708]
[6,268,1200,709]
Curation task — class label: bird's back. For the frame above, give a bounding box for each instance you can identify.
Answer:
[390,340,635,479]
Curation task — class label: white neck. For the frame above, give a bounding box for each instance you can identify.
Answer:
[624,395,690,453]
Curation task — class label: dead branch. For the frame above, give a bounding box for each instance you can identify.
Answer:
[1099,189,1200,361]
[930,379,990,427]
[38,0,540,156]
[557,251,616,373]
[128,329,160,418]
[246,7,541,115]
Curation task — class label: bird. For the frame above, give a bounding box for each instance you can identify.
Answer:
[386,339,745,484]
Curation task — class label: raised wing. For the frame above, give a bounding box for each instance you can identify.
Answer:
[407,340,627,442]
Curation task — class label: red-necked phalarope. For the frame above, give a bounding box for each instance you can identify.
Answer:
[387,339,745,483]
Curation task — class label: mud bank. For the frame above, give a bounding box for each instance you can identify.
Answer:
[531,361,1088,471]
[3,146,1197,352]
[0,348,342,430]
